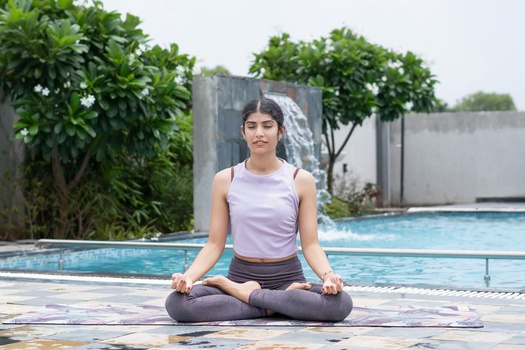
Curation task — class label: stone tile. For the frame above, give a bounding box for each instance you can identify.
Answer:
[93,295,154,304]
[47,285,102,293]
[247,340,326,349]
[0,325,60,341]
[502,334,525,345]
[84,287,138,294]
[102,332,191,347]
[8,297,67,306]
[408,339,494,349]
[477,321,525,333]
[0,314,13,321]
[166,336,253,349]
[304,326,372,335]
[297,327,375,337]
[202,327,292,340]
[0,335,20,347]
[145,325,222,335]
[69,343,150,349]
[491,345,525,350]
[1,338,89,349]
[269,328,352,345]
[432,330,512,343]
[141,297,166,307]
[0,289,25,296]
[1,303,38,314]
[50,292,114,301]
[0,282,17,288]
[44,328,132,342]
[102,325,157,333]
[366,327,446,338]
[337,335,420,348]
[0,295,34,304]
[4,289,63,297]
[127,288,169,296]
[467,303,503,314]
[498,305,525,314]
[482,314,525,323]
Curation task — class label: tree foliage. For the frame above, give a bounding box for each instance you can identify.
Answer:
[200,65,231,76]
[249,28,438,192]
[0,0,195,238]
[451,91,516,112]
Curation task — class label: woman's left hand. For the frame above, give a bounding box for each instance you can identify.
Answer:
[321,273,344,295]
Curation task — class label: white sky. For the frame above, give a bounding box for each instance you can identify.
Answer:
[102,0,525,110]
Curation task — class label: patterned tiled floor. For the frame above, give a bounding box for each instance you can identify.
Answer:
[1,273,525,349]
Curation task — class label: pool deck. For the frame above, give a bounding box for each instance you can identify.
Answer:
[1,203,525,349]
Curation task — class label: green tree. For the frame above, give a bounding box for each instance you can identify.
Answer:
[0,0,195,238]
[431,98,450,112]
[200,65,231,76]
[451,91,516,112]
[250,28,438,192]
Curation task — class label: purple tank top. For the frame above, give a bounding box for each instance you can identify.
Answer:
[227,159,300,259]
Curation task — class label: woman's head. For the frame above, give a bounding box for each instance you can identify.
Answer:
[240,98,286,154]
[241,98,284,131]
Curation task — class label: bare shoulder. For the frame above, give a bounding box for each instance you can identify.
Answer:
[294,168,316,198]
[294,167,315,182]
[214,167,233,188]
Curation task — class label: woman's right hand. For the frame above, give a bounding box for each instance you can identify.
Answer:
[171,273,193,293]
[321,273,344,295]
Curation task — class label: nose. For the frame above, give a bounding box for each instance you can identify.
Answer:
[255,126,264,137]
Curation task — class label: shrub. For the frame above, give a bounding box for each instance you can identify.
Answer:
[0,0,195,239]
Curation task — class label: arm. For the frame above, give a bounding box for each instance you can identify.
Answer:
[295,170,343,295]
[171,168,231,293]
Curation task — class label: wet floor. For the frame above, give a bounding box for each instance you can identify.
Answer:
[1,272,524,349]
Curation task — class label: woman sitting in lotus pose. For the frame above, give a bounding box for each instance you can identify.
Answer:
[165,97,353,322]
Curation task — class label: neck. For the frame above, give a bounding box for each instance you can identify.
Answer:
[246,155,283,175]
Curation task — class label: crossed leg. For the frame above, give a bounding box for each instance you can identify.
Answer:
[202,275,261,303]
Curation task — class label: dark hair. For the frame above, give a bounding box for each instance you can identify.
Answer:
[241,98,284,130]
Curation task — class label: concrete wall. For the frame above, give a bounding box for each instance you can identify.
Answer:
[329,115,378,190]
[388,111,525,206]
[192,75,322,232]
[0,92,25,235]
[328,111,525,207]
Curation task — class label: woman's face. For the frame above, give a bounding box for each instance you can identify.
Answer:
[242,112,284,155]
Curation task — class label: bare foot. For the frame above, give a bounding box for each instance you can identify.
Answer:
[202,275,261,303]
[286,282,312,291]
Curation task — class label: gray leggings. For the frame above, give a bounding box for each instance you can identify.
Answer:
[165,256,353,322]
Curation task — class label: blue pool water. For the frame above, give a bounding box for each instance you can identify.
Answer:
[2,212,525,289]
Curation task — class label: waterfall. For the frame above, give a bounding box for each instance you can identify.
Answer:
[264,93,333,225]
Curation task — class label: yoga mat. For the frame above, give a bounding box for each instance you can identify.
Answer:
[4,303,483,328]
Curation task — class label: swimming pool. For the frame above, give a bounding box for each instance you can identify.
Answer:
[2,212,524,289]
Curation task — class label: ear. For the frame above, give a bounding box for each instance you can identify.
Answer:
[240,125,246,139]
[279,125,286,139]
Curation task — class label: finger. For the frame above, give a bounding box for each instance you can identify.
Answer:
[330,284,339,294]
[176,280,186,292]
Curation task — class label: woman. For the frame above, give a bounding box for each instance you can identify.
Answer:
[165,97,353,322]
